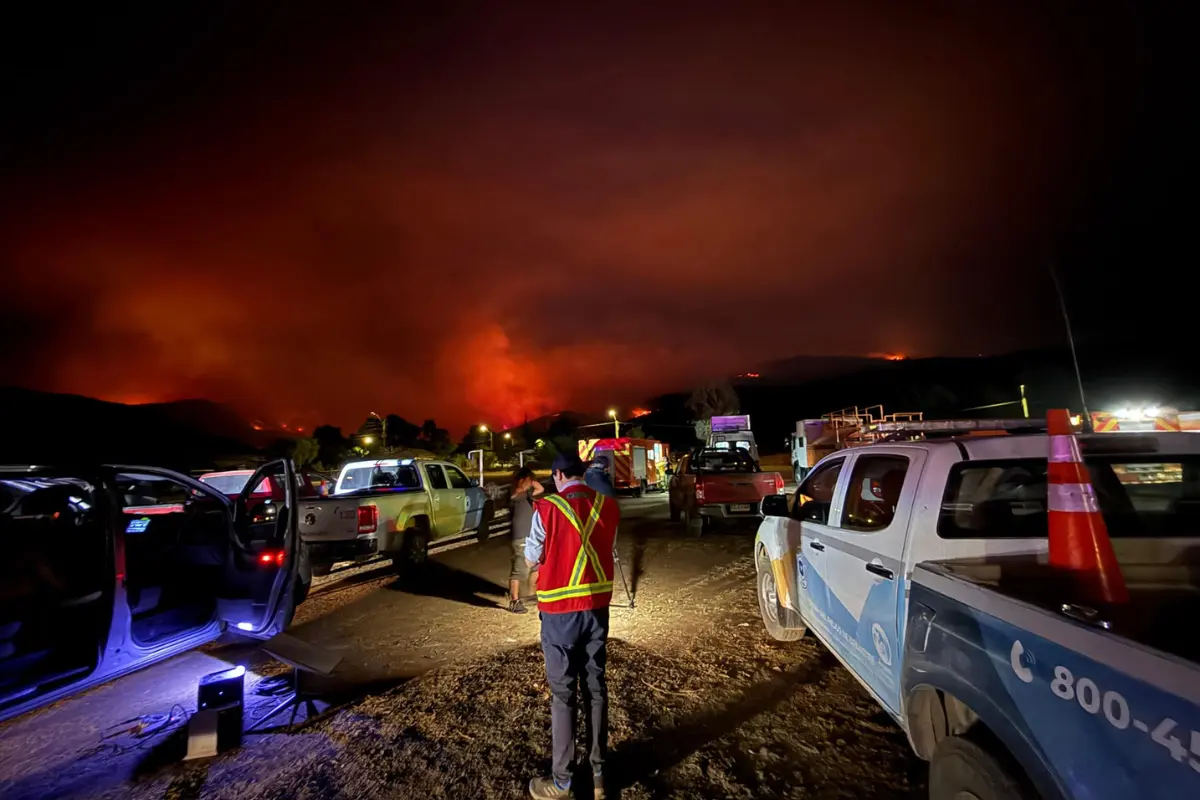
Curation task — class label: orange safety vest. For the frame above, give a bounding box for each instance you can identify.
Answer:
[533,485,619,613]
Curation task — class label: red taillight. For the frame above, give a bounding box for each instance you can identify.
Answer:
[775,473,785,494]
[258,550,285,567]
[357,505,378,533]
[695,481,705,503]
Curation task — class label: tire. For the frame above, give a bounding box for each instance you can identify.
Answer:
[310,562,333,577]
[392,523,430,583]
[756,549,805,641]
[794,464,804,485]
[476,501,495,544]
[683,506,704,537]
[669,499,681,522]
[929,735,1032,800]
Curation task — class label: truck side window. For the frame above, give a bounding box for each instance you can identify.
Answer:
[793,459,844,524]
[425,465,449,490]
[938,460,1050,539]
[841,456,909,531]
[446,467,470,489]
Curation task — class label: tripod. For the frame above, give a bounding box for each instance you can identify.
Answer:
[612,547,635,609]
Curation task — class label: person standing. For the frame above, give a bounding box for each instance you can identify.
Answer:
[508,466,544,614]
[524,453,620,800]
[584,457,615,498]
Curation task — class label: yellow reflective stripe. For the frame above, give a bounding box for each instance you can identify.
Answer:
[545,495,583,532]
[571,498,606,584]
[547,493,608,586]
[536,581,614,602]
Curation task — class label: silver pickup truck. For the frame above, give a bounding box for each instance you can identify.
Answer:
[300,458,492,576]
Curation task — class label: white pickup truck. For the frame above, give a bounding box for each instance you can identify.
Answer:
[755,423,1200,800]
[300,458,492,576]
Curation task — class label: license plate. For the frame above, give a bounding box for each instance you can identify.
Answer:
[729,503,752,513]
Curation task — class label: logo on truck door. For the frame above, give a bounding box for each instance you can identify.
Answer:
[871,623,892,667]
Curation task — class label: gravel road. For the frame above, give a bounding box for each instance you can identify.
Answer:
[0,492,925,799]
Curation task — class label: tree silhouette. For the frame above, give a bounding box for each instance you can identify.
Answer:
[686,381,741,420]
[312,425,348,467]
[417,419,453,457]
[386,414,420,449]
[291,437,320,468]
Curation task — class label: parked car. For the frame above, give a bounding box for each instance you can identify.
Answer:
[200,469,332,501]
[668,448,784,533]
[299,458,493,576]
[0,460,304,724]
[754,424,1200,800]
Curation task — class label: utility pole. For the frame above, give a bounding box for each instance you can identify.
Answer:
[608,409,619,438]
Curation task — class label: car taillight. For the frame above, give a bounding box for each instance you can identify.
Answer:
[775,474,785,494]
[357,505,378,533]
[695,481,705,503]
[258,550,285,567]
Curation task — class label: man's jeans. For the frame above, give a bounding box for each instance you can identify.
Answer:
[540,607,610,784]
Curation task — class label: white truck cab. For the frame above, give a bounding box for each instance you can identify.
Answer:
[754,426,1200,800]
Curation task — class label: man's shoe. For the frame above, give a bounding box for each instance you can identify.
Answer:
[529,776,571,798]
[508,598,529,614]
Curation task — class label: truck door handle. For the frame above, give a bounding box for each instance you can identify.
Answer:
[865,563,894,580]
[808,541,825,552]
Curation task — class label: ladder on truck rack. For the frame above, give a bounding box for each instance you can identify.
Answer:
[820,406,926,445]
[861,417,1047,443]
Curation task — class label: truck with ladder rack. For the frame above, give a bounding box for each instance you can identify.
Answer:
[755,412,1200,800]
[789,405,927,484]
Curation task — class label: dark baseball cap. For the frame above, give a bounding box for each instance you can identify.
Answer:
[551,452,586,477]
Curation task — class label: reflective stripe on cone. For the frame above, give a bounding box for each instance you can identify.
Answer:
[1046,409,1128,605]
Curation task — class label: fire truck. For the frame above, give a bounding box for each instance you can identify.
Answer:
[1091,407,1200,432]
[577,437,670,496]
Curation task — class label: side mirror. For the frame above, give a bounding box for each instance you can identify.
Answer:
[469,478,480,487]
[665,467,675,476]
[760,495,789,517]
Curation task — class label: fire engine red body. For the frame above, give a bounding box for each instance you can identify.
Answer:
[578,437,669,494]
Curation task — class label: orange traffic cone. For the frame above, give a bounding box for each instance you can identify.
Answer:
[1046,409,1128,605]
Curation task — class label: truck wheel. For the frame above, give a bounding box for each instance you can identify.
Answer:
[683,507,704,536]
[476,501,495,544]
[310,563,333,577]
[930,735,1032,800]
[392,524,430,583]
[793,463,803,485]
[756,549,805,641]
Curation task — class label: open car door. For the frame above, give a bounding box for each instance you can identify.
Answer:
[217,459,300,639]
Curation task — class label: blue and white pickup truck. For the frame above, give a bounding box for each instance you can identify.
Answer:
[754,426,1200,800]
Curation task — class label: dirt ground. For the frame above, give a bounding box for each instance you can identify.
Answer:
[0,495,924,799]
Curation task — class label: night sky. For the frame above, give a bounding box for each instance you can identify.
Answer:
[0,2,1191,433]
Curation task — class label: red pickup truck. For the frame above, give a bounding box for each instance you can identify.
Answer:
[668,449,784,533]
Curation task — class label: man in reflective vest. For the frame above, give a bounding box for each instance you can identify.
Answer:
[524,452,621,800]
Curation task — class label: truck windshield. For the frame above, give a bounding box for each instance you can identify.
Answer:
[938,455,1200,538]
[336,464,421,494]
[693,451,757,473]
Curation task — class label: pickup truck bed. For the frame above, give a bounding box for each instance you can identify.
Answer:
[908,554,1200,800]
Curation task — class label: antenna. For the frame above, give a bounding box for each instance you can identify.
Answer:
[1047,257,1091,430]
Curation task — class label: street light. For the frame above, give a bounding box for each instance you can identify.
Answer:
[369,411,387,451]
[362,436,374,446]
[479,424,493,449]
[608,409,619,438]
